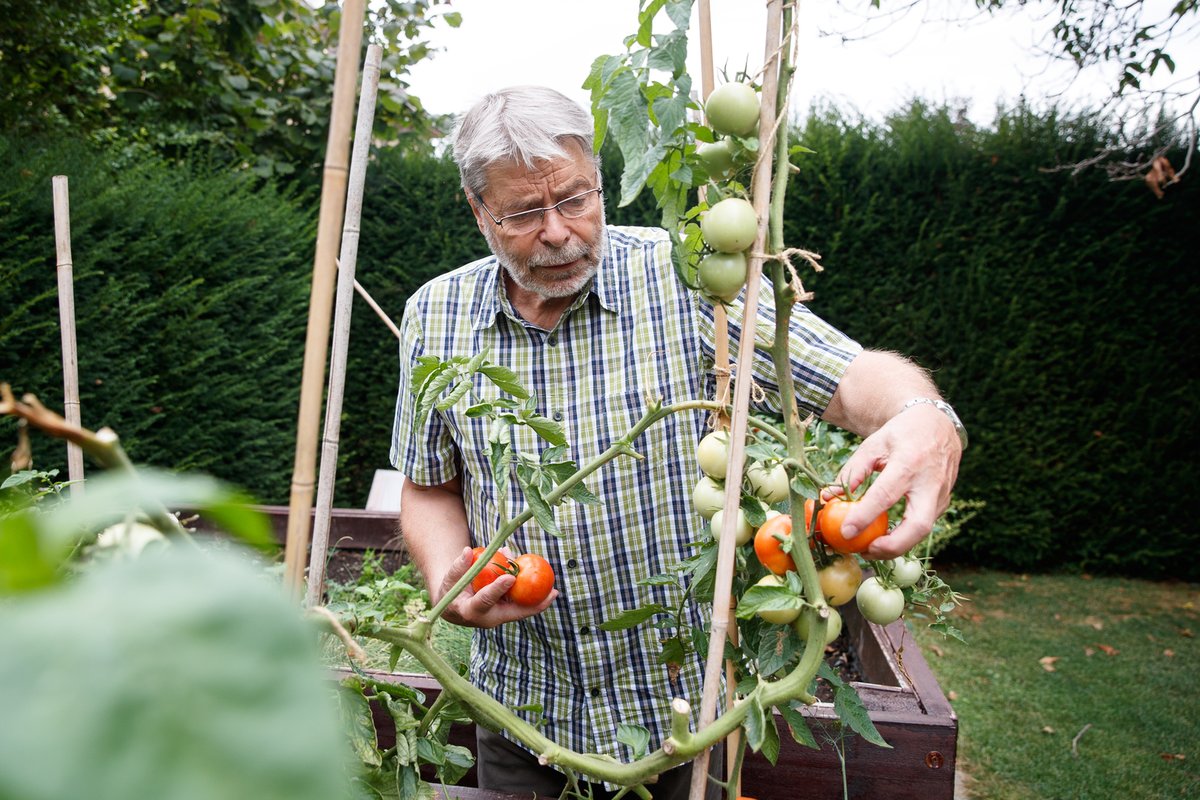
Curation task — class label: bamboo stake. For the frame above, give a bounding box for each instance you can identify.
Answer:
[689,3,785,798]
[694,0,742,791]
[306,44,384,609]
[51,176,85,495]
[283,0,367,597]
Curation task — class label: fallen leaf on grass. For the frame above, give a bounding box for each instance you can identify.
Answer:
[1163,649,1175,657]
[930,644,944,657]
[1039,656,1060,672]
[947,690,959,701]
[1160,753,1186,762]
[1083,615,1104,630]
[1179,628,1194,638]
[1084,647,1095,657]
[1042,726,1055,734]
[1095,643,1119,656]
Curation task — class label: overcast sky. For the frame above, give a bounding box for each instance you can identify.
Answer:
[404,0,1196,128]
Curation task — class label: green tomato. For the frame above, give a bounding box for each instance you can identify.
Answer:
[856,576,905,625]
[746,460,789,504]
[697,251,747,303]
[793,606,843,645]
[701,198,757,254]
[712,507,753,546]
[705,82,760,137]
[691,475,725,520]
[696,430,737,479]
[696,138,736,179]
[888,555,924,588]
[753,574,800,625]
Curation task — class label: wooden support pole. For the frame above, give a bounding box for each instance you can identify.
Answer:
[283,0,367,597]
[689,3,785,798]
[51,176,85,494]
[306,44,384,609]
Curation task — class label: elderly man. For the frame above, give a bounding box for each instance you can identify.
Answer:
[391,85,964,798]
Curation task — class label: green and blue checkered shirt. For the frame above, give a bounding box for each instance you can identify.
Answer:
[390,225,861,765]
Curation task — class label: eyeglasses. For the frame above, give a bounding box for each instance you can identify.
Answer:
[474,186,603,235]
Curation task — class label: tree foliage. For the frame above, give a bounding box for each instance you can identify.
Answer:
[0,0,461,179]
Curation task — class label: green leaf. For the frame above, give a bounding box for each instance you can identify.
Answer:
[598,603,670,631]
[735,582,803,619]
[434,373,474,411]
[525,415,567,447]
[778,702,819,749]
[0,548,352,799]
[564,480,602,506]
[617,723,652,758]
[479,363,529,398]
[518,477,560,537]
[743,696,767,751]
[759,705,782,765]
[820,663,891,748]
[755,625,799,675]
[438,743,474,785]
[658,635,687,666]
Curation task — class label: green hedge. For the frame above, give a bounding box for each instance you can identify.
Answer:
[0,136,313,501]
[782,102,1199,578]
[3,102,1197,579]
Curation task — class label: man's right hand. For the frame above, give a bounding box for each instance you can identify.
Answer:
[435,546,558,628]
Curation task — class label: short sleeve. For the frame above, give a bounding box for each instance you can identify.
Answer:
[389,303,459,486]
[697,273,862,417]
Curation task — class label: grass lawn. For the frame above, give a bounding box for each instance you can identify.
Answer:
[908,567,1200,800]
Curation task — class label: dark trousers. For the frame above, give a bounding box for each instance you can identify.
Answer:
[476,726,724,800]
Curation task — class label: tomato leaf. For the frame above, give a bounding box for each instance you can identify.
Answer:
[525,415,567,447]
[759,706,782,765]
[599,603,670,631]
[735,583,803,620]
[520,481,560,538]
[657,635,687,666]
[743,696,768,752]
[338,681,383,768]
[756,625,800,675]
[820,663,891,748]
[617,723,652,759]
[778,701,820,750]
[438,744,474,785]
[478,363,529,399]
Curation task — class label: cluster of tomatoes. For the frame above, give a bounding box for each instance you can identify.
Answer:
[693,430,925,637]
[694,81,762,303]
[468,547,555,606]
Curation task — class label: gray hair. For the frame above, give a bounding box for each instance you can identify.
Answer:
[451,85,598,195]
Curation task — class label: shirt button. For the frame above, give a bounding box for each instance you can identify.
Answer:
[553,410,564,422]
[580,625,591,636]
[547,334,558,346]
[590,687,601,698]
[566,558,579,569]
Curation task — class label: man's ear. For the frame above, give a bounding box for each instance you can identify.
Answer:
[465,191,488,235]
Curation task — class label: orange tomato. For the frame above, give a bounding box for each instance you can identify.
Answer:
[818,498,889,555]
[753,514,796,575]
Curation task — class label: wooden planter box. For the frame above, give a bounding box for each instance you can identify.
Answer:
[197,507,956,799]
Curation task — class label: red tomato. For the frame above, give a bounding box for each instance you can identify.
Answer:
[818,498,889,555]
[470,546,511,594]
[508,553,555,606]
[753,514,796,575]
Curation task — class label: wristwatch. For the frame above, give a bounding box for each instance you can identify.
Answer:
[903,397,968,450]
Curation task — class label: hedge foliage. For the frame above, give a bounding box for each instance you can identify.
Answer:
[1,102,1196,578]
[0,136,313,501]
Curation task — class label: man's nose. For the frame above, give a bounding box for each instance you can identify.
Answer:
[537,206,572,247]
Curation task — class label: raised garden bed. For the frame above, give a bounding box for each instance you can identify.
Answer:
[198,507,957,799]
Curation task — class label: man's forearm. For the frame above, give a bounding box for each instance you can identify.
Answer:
[399,476,470,601]
[821,349,941,436]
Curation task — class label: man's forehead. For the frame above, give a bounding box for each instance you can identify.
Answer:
[484,154,596,205]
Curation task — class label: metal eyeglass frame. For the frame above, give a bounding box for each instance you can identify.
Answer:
[473,186,603,233]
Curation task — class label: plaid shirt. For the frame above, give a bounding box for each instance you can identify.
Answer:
[390,225,860,767]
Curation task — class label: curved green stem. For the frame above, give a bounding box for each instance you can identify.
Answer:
[427,399,724,623]
[364,619,817,786]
